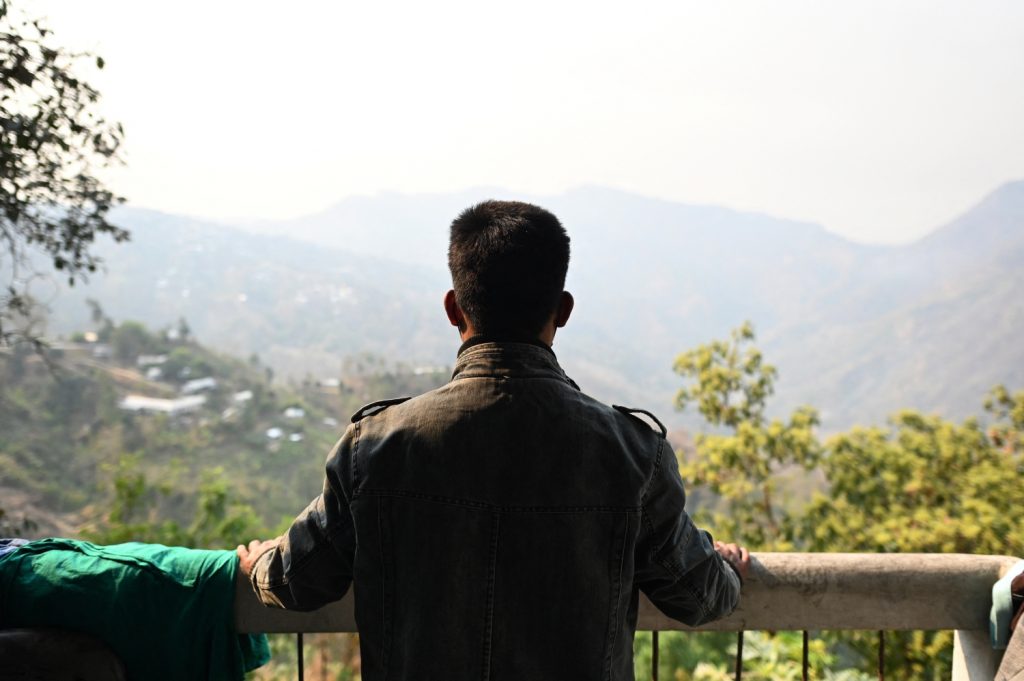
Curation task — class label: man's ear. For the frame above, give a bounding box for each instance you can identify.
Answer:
[444,290,465,330]
[555,291,574,328]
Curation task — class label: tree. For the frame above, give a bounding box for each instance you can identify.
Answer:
[84,455,266,550]
[85,297,114,339]
[670,324,1024,680]
[673,322,821,548]
[175,316,191,343]
[797,388,1024,679]
[110,320,158,363]
[801,401,1024,556]
[0,0,126,345]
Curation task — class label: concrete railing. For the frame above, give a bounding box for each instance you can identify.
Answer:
[235,552,1023,679]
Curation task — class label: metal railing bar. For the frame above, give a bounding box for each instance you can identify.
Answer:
[877,630,884,681]
[651,630,659,681]
[802,630,809,680]
[297,632,304,681]
[735,630,744,681]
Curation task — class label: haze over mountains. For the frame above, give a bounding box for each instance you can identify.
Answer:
[42,181,1024,431]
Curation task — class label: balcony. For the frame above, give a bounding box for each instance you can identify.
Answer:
[234,552,1023,680]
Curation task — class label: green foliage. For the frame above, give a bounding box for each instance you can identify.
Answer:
[986,384,1024,453]
[86,298,115,341]
[162,346,213,382]
[674,322,821,548]
[674,322,776,429]
[796,388,1024,679]
[84,455,266,549]
[247,633,361,681]
[633,631,735,680]
[801,403,1024,555]
[0,0,126,344]
[668,323,1024,680]
[110,321,161,363]
[633,631,870,681]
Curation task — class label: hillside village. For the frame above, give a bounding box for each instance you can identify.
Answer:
[0,316,450,539]
[61,316,448,440]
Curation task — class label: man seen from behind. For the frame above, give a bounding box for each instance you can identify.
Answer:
[238,200,750,680]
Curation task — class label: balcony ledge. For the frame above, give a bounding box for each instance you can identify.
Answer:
[234,552,1022,634]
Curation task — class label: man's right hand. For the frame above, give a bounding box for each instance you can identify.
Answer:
[236,538,279,578]
[713,540,751,580]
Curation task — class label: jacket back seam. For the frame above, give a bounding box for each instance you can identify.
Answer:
[481,512,501,681]
[378,495,392,680]
[603,512,630,681]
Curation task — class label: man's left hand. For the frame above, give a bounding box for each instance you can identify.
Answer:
[713,540,751,580]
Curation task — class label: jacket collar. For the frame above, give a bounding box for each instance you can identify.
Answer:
[452,339,579,390]
[457,334,555,358]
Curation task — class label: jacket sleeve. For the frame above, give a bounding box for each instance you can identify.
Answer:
[635,438,741,626]
[250,429,356,611]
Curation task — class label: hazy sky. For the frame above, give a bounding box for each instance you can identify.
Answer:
[34,0,1024,244]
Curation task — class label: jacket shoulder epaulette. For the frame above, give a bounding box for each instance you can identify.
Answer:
[350,397,412,423]
[612,404,668,438]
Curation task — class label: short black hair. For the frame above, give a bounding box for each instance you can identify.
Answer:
[448,200,570,337]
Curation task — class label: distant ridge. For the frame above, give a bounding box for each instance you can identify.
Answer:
[41,181,1024,430]
[912,179,1024,261]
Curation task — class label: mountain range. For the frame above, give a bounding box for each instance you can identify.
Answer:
[40,181,1024,431]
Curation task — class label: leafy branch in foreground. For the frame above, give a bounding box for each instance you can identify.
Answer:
[0,0,127,345]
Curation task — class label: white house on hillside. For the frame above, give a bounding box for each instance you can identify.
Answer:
[181,377,217,394]
[119,395,206,416]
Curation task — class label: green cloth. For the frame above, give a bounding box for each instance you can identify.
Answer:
[0,539,270,681]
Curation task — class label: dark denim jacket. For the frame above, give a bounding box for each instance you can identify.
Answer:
[251,341,740,681]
